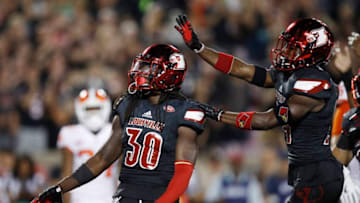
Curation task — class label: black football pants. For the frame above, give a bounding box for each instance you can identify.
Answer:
[288,178,343,203]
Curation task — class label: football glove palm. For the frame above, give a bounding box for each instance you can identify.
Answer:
[174,15,203,52]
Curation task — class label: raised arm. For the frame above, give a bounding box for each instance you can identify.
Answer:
[33,116,124,202]
[201,94,325,130]
[175,15,273,87]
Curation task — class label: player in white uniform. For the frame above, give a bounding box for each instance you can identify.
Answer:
[332,32,360,203]
[57,88,118,203]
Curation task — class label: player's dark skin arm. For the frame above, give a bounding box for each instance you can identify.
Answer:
[61,148,73,203]
[176,126,198,162]
[198,47,274,87]
[220,94,325,129]
[58,115,123,193]
[332,147,353,165]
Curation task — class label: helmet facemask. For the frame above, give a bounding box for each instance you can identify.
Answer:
[75,88,111,132]
[271,35,306,71]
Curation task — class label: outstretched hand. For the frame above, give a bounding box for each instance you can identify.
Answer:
[174,15,203,52]
[348,32,360,57]
[333,43,351,74]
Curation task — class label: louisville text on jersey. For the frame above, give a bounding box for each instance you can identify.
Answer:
[128,117,165,132]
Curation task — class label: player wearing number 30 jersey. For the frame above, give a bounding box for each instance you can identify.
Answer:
[32,44,205,203]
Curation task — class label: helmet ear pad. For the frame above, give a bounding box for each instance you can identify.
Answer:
[271,18,334,71]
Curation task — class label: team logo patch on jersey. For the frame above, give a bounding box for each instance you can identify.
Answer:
[142,111,152,119]
[184,110,205,124]
[163,105,175,112]
[279,106,289,123]
[293,79,330,94]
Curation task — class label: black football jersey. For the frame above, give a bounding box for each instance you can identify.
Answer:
[272,66,338,166]
[113,95,205,200]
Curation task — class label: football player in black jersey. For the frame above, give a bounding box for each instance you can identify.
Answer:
[333,73,360,203]
[175,15,343,203]
[31,44,206,203]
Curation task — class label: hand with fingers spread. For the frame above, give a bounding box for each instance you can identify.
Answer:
[348,32,360,57]
[174,15,204,52]
[333,43,351,74]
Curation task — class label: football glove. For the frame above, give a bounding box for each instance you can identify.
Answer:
[31,185,63,203]
[174,15,204,52]
[198,102,224,121]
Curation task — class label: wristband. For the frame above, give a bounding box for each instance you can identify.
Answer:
[251,66,267,87]
[72,164,95,185]
[215,52,234,74]
[194,43,205,53]
[236,112,255,129]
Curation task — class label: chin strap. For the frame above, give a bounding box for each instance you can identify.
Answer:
[128,82,137,94]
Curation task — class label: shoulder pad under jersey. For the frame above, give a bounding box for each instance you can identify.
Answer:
[177,99,205,134]
[112,94,131,126]
[286,68,333,99]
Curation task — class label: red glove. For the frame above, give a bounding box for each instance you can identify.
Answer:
[175,15,203,52]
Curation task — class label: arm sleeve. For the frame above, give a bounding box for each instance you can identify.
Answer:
[250,65,267,87]
[156,161,194,203]
[57,127,70,149]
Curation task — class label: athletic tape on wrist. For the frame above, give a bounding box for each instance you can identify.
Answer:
[236,112,254,129]
[215,52,234,74]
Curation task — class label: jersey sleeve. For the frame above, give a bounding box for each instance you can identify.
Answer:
[178,100,205,134]
[112,95,130,127]
[57,127,72,150]
[287,68,333,99]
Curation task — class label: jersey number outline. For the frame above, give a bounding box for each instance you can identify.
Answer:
[125,127,163,170]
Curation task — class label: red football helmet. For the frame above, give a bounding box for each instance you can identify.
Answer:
[128,44,187,94]
[352,73,360,106]
[271,18,334,71]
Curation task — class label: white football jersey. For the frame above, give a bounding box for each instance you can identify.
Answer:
[340,160,360,203]
[337,81,349,104]
[57,124,118,203]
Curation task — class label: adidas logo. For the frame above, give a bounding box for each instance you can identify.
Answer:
[142,111,152,119]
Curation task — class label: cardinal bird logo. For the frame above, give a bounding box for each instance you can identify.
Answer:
[237,114,250,128]
[279,106,289,123]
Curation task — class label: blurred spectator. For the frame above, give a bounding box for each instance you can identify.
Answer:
[264,149,293,203]
[205,144,264,203]
[7,155,45,202]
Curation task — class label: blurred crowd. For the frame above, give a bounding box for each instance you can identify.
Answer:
[0,0,359,202]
